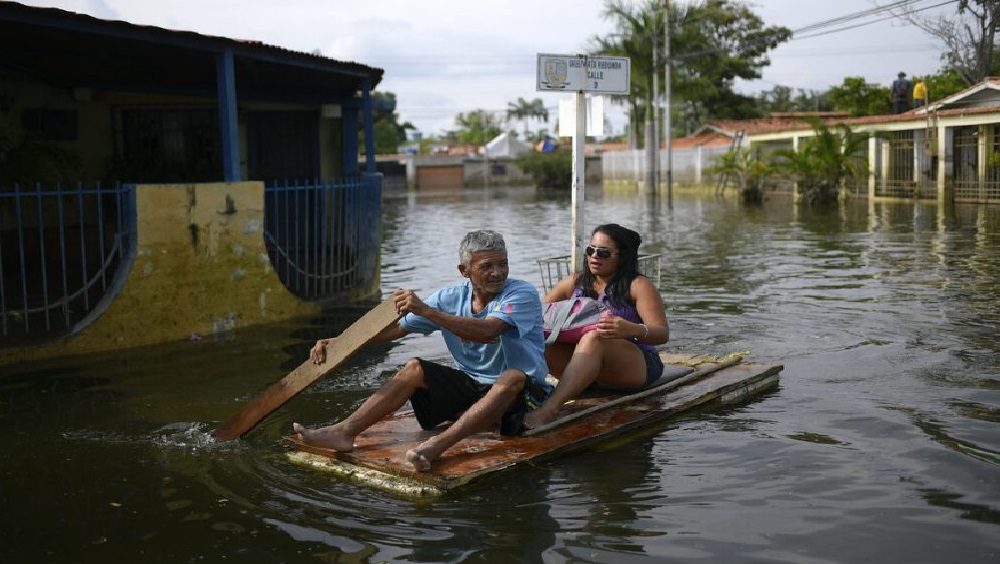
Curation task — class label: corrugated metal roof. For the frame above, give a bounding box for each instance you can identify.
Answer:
[673,131,732,149]
[704,78,1000,137]
[0,1,383,102]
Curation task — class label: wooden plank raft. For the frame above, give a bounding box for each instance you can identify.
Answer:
[284,352,782,497]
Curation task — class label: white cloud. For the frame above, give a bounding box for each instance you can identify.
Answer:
[17,0,958,136]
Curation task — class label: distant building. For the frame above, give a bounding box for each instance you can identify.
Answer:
[603,83,1000,204]
[710,81,1000,202]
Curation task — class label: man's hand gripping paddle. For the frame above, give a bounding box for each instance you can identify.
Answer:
[212,299,401,441]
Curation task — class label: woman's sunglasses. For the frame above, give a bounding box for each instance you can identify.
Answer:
[585,245,618,259]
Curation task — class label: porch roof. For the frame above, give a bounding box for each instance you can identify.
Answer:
[707,78,1000,138]
[0,1,384,104]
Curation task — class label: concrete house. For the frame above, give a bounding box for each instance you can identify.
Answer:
[0,2,387,360]
[715,81,1000,204]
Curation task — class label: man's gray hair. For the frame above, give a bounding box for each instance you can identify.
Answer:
[459,230,506,266]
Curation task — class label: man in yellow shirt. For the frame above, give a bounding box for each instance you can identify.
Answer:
[913,77,928,108]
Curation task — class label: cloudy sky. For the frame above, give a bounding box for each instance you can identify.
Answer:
[19,0,954,136]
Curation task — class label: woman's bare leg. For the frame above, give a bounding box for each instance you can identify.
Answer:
[525,334,646,429]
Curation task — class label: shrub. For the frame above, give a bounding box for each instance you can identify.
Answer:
[773,120,867,205]
[0,136,82,186]
[712,146,772,204]
[514,150,572,188]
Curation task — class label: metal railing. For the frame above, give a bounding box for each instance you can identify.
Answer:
[0,176,384,346]
[537,254,662,294]
[954,124,1000,203]
[602,147,730,185]
[264,174,382,301]
[0,182,136,343]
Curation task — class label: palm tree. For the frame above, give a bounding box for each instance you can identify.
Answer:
[590,0,661,150]
[774,120,868,205]
[592,0,792,145]
[454,110,504,146]
[712,145,772,204]
[506,97,549,141]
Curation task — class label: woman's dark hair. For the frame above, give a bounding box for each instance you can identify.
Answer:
[577,223,642,308]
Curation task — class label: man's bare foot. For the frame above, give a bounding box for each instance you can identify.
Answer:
[292,422,356,452]
[522,407,558,431]
[404,448,434,472]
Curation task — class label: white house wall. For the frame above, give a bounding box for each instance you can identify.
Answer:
[744,108,1000,204]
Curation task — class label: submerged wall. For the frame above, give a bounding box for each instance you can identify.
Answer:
[3,182,326,363]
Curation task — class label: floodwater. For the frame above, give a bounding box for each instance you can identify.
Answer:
[2,185,999,563]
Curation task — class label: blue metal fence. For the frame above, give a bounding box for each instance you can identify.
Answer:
[0,175,381,347]
[264,174,381,301]
[0,182,137,343]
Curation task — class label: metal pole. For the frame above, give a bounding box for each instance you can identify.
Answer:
[482,111,490,189]
[643,100,654,194]
[651,28,660,197]
[664,0,673,208]
[571,90,587,267]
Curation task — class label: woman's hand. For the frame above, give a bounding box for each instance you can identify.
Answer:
[597,313,653,342]
[596,312,639,340]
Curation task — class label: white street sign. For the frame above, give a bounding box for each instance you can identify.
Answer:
[536,53,630,95]
[558,96,605,137]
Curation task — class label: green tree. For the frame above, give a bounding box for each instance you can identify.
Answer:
[922,68,969,103]
[670,0,793,123]
[827,77,891,117]
[891,0,1000,86]
[361,91,415,154]
[712,145,772,203]
[0,135,81,185]
[590,0,660,149]
[756,85,832,114]
[506,97,549,141]
[591,0,791,144]
[514,150,572,188]
[450,110,504,146]
[773,120,868,205]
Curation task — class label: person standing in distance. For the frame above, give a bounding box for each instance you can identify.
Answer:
[891,71,912,114]
[913,77,928,108]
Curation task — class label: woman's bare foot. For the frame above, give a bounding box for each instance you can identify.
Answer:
[404,448,433,472]
[522,407,558,431]
[292,422,356,452]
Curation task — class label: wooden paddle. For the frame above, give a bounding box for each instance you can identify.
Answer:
[213,298,402,441]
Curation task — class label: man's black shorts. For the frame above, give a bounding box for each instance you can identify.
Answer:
[409,358,548,435]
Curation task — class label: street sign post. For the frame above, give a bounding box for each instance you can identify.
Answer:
[536,53,630,95]
[537,53,630,266]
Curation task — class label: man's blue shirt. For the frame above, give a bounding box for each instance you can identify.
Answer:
[399,278,551,392]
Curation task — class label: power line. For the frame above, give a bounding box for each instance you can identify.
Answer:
[791,0,927,35]
[741,0,961,93]
[672,0,956,62]
[793,0,961,40]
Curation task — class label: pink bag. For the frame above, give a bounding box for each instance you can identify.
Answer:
[542,297,607,345]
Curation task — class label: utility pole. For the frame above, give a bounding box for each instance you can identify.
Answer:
[481,111,490,190]
[651,27,660,197]
[571,91,586,268]
[663,0,673,208]
[644,75,656,194]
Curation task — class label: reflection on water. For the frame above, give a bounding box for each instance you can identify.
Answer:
[2,188,1000,562]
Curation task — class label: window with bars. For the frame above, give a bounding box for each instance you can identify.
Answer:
[116,107,222,182]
